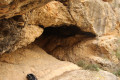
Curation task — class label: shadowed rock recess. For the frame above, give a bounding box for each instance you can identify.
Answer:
[0,0,120,80]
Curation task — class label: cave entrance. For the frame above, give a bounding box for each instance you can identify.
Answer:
[41,24,96,38]
[35,25,96,55]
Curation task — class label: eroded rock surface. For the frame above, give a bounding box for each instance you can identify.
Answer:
[52,70,118,80]
[0,0,120,54]
[0,44,118,80]
[0,17,43,54]
[69,0,118,35]
[0,44,79,80]
[0,0,53,19]
[23,1,75,27]
[21,0,119,35]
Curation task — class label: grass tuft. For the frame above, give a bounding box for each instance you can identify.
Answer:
[113,69,120,76]
[116,50,120,60]
[77,60,100,71]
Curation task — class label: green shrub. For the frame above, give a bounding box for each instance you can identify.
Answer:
[85,64,99,71]
[116,50,120,60]
[77,60,86,67]
[113,69,120,76]
[77,60,100,71]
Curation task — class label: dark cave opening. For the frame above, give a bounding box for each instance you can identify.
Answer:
[12,15,24,22]
[42,25,96,38]
[35,25,96,53]
[34,24,96,61]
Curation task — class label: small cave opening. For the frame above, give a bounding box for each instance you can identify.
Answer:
[12,15,24,22]
[102,0,113,2]
[35,25,96,55]
[55,0,69,6]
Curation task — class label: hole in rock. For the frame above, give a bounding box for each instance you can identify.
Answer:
[12,15,25,28]
[42,25,96,38]
[12,15,24,22]
[2,29,9,36]
[55,0,69,6]
[35,25,96,55]
[102,0,113,2]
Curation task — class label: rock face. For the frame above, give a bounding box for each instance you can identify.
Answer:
[69,0,117,35]
[0,0,53,19]
[22,0,119,35]
[38,30,119,68]
[23,1,75,27]
[0,17,43,54]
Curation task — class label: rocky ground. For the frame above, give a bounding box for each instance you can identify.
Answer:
[0,44,118,80]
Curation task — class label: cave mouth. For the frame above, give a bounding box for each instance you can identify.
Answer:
[35,24,96,54]
[41,24,96,38]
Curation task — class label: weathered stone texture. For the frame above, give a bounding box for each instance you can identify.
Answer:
[23,1,75,27]
[0,0,53,19]
[0,17,43,54]
[69,0,118,35]
[52,70,118,80]
[0,44,79,80]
